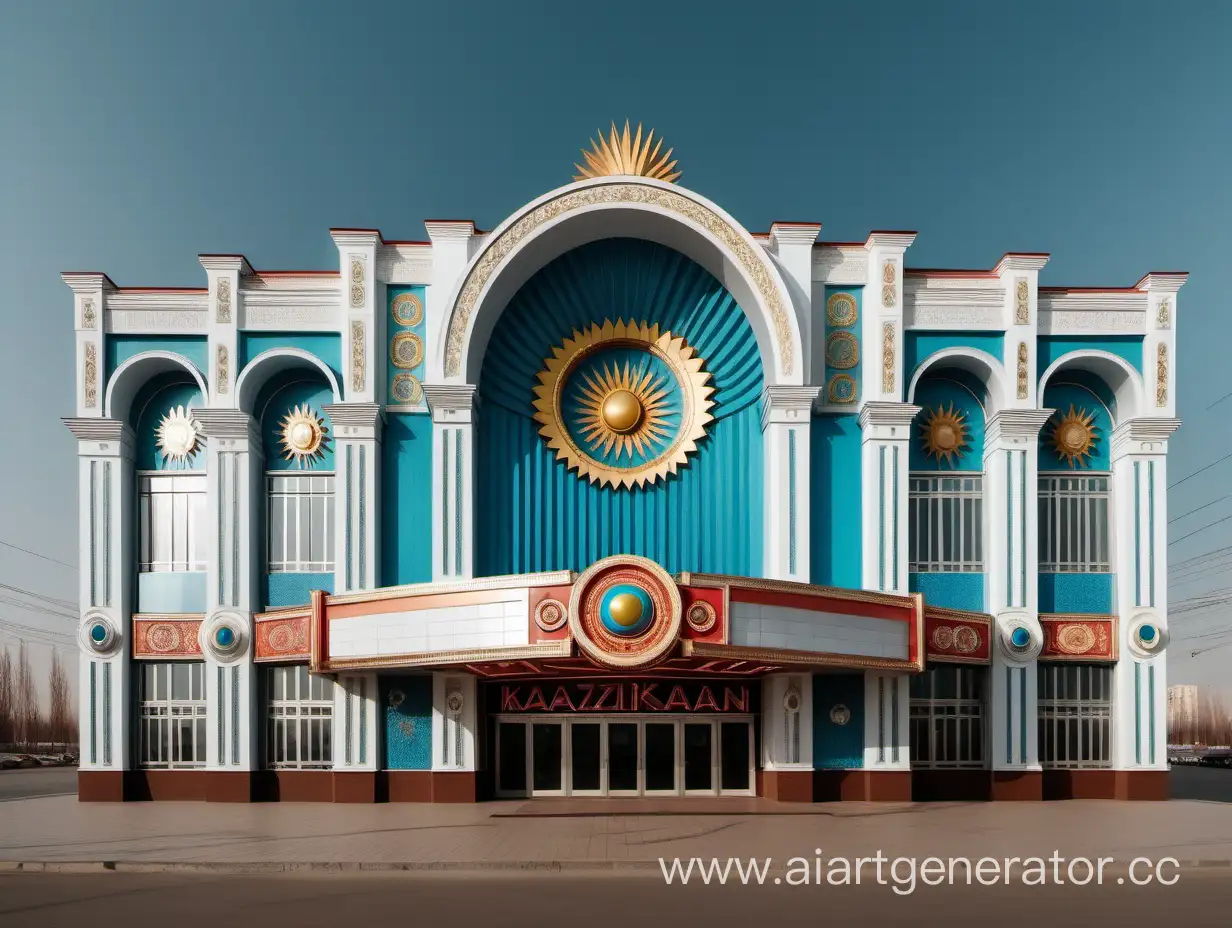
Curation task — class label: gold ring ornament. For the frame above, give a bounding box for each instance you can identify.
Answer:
[279,404,329,467]
[390,331,424,369]
[825,331,860,370]
[533,319,715,490]
[919,402,971,466]
[392,291,424,326]
[686,601,717,634]
[390,373,424,405]
[535,599,568,633]
[568,555,682,669]
[826,292,858,327]
[1047,405,1100,468]
[156,405,200,462]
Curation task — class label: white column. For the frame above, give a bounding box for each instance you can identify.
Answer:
[861,232,916,404]
[1137,273,1186,421]
[862,672,910,771]
[1111,418,1180,770]
[768,223,822,380]
[199,255,251,406]
[64,418,134,774]
[761,386,818,582]
[194,409,262,772]
[858,402,918,594]
[323,404,383,592]
[424,221,478,384]
[331,230,382,405]
[994,254,1049,410]
[61,273,110,417]
[422,384,477,581]
[432,672,478,772]
[333,672,380,771]
[984,410,1051,770]
[761,673,813,770]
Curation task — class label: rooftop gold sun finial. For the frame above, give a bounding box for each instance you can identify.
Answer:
[573,121,681,183]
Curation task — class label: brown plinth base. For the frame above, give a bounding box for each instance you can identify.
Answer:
[127,770,209,802]
[385,770,477,802]
[1044,769,1169,800]
[205,771,255,803]
[78,770,125,802]
[758,770,813,802]
[991,769,1043,801]
[333,771,377,803]
[813,770,912,802]
[911,769,993,802]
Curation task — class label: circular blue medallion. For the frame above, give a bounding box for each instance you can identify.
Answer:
[215,626,236,649]
[599,583,655,637]
[1010,627,1031,649]
[1139,624,1157,644]
[90,623,107,644]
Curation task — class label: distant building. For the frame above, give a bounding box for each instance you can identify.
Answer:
[1169,685,1199,732]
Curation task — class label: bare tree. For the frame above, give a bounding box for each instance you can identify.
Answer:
[0,647,12,747]
[15,642,40,749]
[48,651,72,751]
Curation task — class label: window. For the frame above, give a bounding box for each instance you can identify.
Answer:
[1038,664,1112,768]
[138,474,207,572]
[909,475,984,572]
[1038,475,1111,572]
[267,474,335,572]
[138,662,207,768]
[909,666,986,768]
[265,665,334,769]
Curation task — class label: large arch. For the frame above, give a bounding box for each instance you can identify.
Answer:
[907,346,1009,418]
[105,350,208,422]
[436,177,803,386]
[235,347,342,414]
[1038,349,1144,425]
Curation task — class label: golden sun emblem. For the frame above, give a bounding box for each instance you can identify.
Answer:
[533,320,714,490]
[279,404,329,466]
[1048,405,1099,468]
[573,121,681,183]
[919,403,970,466]
[155,405,200,461]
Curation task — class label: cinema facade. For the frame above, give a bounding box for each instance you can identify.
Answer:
[66,127,1182,803]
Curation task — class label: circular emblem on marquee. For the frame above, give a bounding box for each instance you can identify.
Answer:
[686,600,717,634]
[532,320,715,490]
[953,625,981,653]
[534,598,568,632]
[568,554,682,669]
[1056,623,1097,655]
[829,704,851,726]
[145,622,182,654]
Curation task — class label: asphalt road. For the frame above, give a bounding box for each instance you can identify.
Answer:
[0,767,78,801]
[0,871,1221,928]
[1168,764,1232,802]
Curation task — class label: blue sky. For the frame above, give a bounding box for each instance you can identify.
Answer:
[1,1,1229,690]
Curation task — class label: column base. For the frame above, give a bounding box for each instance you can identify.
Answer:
[813,770,912,801]
[77,770,125,802]
[127,770,209,801]
[1043,769,1169,800]
[758,769,813,802]
[332,771,377,803]
[385,771,477,802]
[991,769,1043,800]
[205,771,255,802]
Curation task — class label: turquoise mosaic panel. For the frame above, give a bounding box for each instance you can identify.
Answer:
[382,413,434,586]
[810,415,862,588]
[822,287,862,407]
[383,675,433,770]
[387,286,427,406]
[1038,573,1113,614]
[909,572,985,611]
[813,673,864,769]
[264,571,333,609]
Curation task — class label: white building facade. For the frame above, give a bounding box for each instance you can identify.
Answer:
[66,131,1181,802]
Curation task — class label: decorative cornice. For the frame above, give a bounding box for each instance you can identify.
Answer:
[993,253,1051,274]
[193,408,260,443]
[1135,272,1188,293]
[61,272,116,294]
[858,401,921,431]
[864,231,918,251]
[760,385,821,429]
[422,382,479,418]
[62,416,132,444]
[769,222,822,248]
[984,409,1054,446]
[329,229,383,249]
[424,220,477,242]
[322,402,384,435]
[197,254,253,276]
[1111,417,1182,459]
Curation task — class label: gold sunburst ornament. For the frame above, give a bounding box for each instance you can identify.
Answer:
[573,121,681,183]
[533,320,714,489]
[156,406,200,461]
[1048,405,1099,468]
[919,403,970,466]
[279,404,329,467]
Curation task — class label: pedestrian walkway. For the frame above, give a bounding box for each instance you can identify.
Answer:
[4,795,1232,869]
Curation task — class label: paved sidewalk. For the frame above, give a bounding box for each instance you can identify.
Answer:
[4,795,1232,869]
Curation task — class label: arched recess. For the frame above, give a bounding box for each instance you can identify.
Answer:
[105,350,208,423]
[475,238,764,578]
[437,177,802,387]
[1038,349,1144,427]
[235,347,342,414]
[907,347,1008,419]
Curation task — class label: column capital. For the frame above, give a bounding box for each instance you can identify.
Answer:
[329,228,383,250]
[760,385,819,428]
[984,409,1053,448]
[1135,272,1188,294]
[197,254,253,276]
[858,401,920,436]
[864,231,918,253]
[992,253,1051,276]
[769,222,822,249]
[194,408,260,444]
[323,402,384,440]
[423,383,478,424]
[63,417,134,457]
[1111,416,1182,460]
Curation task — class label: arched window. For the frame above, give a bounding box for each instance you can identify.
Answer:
[258,374,336,608]
[908,371,987,611]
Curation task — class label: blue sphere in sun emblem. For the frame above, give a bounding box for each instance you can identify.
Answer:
[599,584,655,637]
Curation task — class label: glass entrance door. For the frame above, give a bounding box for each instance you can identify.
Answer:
[569,722,602,794]
[720,721,752,793]
[683,722,716,794]
[531,721,564,795]
[608,722,639,795]
[643,721,678,794]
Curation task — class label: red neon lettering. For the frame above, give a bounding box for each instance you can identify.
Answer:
[664,685,691,711]
[521,686,548,711]
[638,684,664,711]
[547,686,576,711]
[693,686,720,712]
[723,686,749,712]
[500,686,522,712]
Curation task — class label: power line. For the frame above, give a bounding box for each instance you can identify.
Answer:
[1170,494,1232,524]
[0,582,76,612]
[1170,452,1232,490]
[0,539,77,571]
[1170,513,1232,547]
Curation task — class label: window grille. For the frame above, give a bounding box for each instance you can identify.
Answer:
[1038,664,1113,768]
[265,665,334,769]
[138,474,207,572]
[267,474,335,572]
[908,474,984,572]
[138,662,207,768]
[1038,475,1111,572]
[909,665,986,768]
